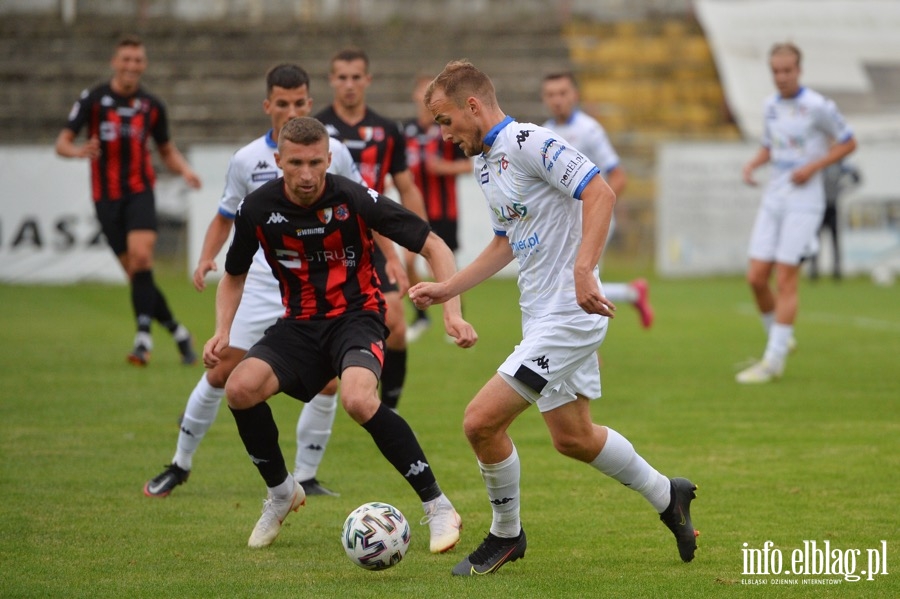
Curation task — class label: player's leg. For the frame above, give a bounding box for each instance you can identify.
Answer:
[227,351,305,548]
[143,346,246,497]
[602,279,653,328]
[336,313,460,553]
[293,376,340,496]
[451,374,530,575]
[381,289,407,409]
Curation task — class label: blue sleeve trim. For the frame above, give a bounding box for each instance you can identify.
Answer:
[573,167,601,200]
[218,206,236,219]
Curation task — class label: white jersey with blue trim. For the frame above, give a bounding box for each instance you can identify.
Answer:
[542,109,620,176]
[760,87,854,212]
[475,117,601,317]
[218,131,363,288]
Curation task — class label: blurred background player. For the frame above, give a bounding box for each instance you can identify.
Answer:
[738,42,856,383]
[402,74,473,342]
[55,34,201,365]
[144,64,375,498]
[541,72,653,329]
[316,48,428,410]
[809,160,861,281]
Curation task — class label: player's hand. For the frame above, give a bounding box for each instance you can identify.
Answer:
[576,278,616,317]
[202,333,229,369]
[192,259,217,291]
[81,136,101,160]
[384,255,410,295]
[445,316,478,348]
[791,164,815,185]
[409,281,448,309]
[742,163,758,186]
[183,168,202,190]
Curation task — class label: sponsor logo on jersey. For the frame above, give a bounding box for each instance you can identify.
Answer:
[493,201,528,224]
[100,95,114,107]
[540,138,567,172]
[480,165,490,185]
[251,172,277,183]
[296,226,325,236]
[515,129,533,149]
[510,231,541,255]
[559,155,588,189]
[267,212,288,224]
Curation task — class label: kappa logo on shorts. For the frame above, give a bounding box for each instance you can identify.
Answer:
[531,355,550,372]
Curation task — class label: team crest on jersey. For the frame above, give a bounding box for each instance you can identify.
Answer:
[334,204,350,221]
[317,207,333,224]
[496,154,509,174]
[358,126,385,142]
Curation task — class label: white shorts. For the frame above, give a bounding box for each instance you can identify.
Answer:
[747,204,823,266]
[498,310,606,413]
[229,281,285,351]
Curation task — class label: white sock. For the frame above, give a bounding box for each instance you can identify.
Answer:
[479,445,521,538]
[760,312,775,336]
[764,323,793,365]
[293,393,338,481]
[589,427,671,513]
[602,282,637,304]
[269,473,294,498]
[173,373,225,471]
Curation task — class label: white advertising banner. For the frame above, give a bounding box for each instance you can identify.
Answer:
[0,146,125,284]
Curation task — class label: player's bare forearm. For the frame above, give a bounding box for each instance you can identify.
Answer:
[193,214,234,291]
[575,176,615,277]
[393,170,428,220]
[417,233,477,347]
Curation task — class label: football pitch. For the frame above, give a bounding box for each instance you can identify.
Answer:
[1,265,897,598]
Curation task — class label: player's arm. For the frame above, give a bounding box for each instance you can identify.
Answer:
[203,271,246,368]
[425,155,473,176]
[791,137,857,185]
[416,232,477,348]
[574,174,617,317]
[373,232,409,294]
[392,169,428,220]
[410,232,512,308]
[193,212,234,291]
[743,146,771,186]
[157,140,202,189]
[54,128,100,160]
[604,164,627,197]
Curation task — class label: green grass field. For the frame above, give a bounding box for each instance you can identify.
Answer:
[1,264,897,598]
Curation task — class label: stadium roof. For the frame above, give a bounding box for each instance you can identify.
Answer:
[695,0,900,142]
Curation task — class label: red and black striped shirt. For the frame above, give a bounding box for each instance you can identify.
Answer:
[226,174,430,321]
[316,105,407,194]
[64,83,169,201]
[402,119,466,250]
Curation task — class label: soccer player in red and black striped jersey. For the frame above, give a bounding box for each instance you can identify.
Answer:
[402,74,473,340]
[316,48,428,411]
[204,116,475,550]
[55,34,201,366]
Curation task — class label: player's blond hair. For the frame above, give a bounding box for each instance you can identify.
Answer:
[425,60,497,109]
[770,42,802,67]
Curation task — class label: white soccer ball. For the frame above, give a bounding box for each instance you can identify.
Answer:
[341,501,411,570]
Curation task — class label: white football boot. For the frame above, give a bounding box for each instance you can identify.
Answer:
[248,477,306,548]
[421,493,462,553]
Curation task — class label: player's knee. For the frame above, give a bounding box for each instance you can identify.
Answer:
[224,375,258,410]
[321,378,339,395]
[340,391,379,424]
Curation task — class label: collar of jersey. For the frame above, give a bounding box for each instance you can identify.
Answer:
[482,115,515,152]
[778,86,806,101]
[265,129,277,148]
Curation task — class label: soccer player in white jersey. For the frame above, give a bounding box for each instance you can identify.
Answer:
[541,72,653,328]
[737,43,856,384]
[143,64,393,497]
[411,60,698,576]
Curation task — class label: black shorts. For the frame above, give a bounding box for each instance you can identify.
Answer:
[373,245,399,293]
[94,190,158,255]
[245,311,388,401]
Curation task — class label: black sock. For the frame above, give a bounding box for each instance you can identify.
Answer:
[154,287,178,333]
[229,402,288,488]
[362,403,440,502]
[380,349,406,409]
[414,307,428,321]
[131,270,156,333]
